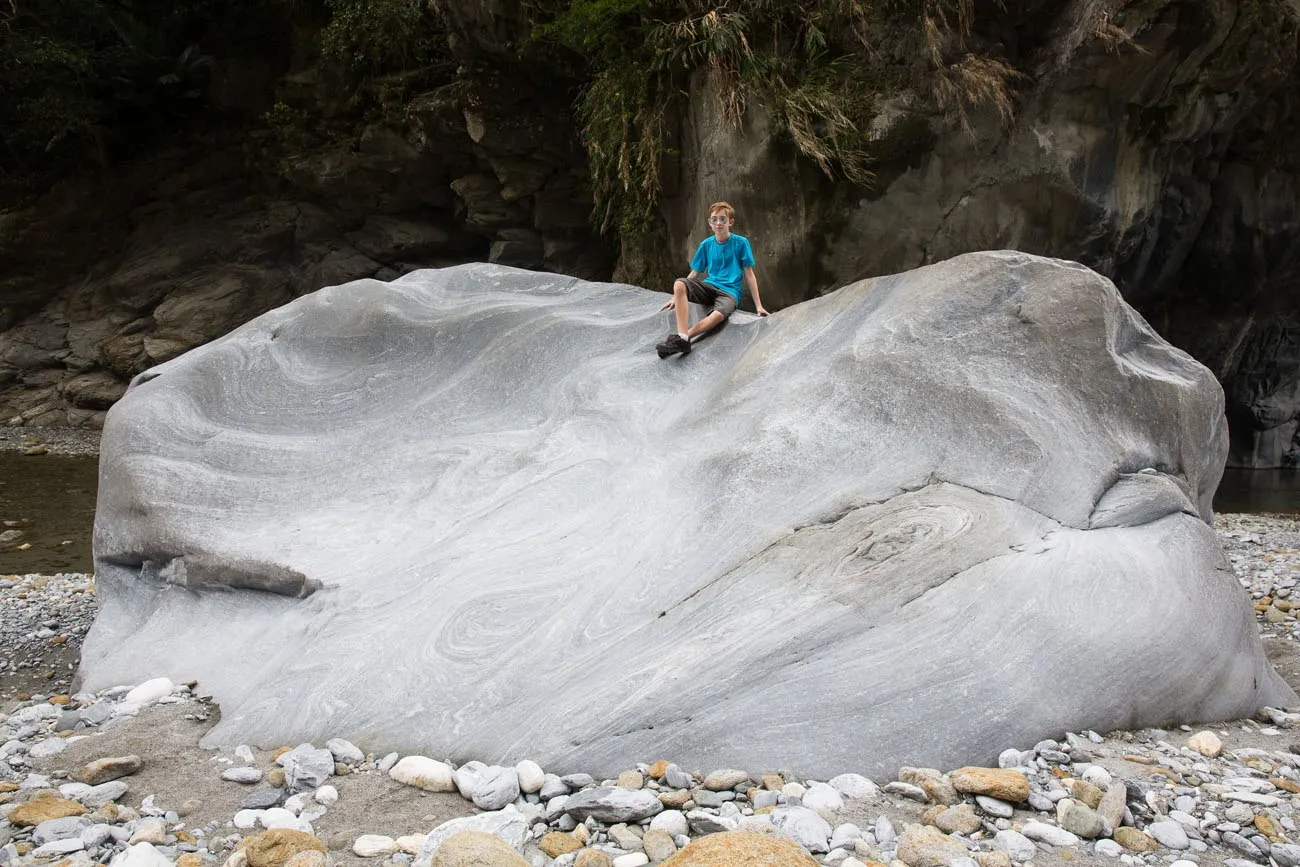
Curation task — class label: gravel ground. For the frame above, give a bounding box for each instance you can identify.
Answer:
[1218,513,1300,642]
[0,574,93,702]
[0,426,101,458]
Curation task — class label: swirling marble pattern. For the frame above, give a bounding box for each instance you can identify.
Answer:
[79,251,1292,778]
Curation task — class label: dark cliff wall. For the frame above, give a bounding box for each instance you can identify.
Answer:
[649,0,1300,467]
[0,1,611,427]
[1,0,1298,467]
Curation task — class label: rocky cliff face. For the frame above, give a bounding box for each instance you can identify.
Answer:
[657,0,1300,467]
[0,15,610,429]
[2,0,1298,467]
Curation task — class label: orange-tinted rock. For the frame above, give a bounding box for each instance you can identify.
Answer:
[660,832,819,866]
[1114,828,1158,852]
[81,755,143,784]
[8,799,87,826]
[539,832,582,857]
[236,830,327,867]
[429,831,528,867]
[950,767,1029,802]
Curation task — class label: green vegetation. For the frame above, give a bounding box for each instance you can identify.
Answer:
[0,0,448,198]
[529,0,1020,248]
[8,0,1188,257]
[0,0,295,195]
[320,0,445,83]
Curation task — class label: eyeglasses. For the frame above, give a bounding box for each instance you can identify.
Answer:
[708,216,729,224]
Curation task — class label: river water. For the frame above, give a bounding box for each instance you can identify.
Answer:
[0,456,1296,576]
[0,454,97,575]
[1215,468,1300,514]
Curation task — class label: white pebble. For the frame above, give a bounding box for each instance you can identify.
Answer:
[1147,820,1189,850]
[829,774,879,799]
[1094,840,1123,857]
[33,839,85,857]
[998,748,1024,768]
[994,829,1037,861]
[260,807,310,832]
[1081,766,1112,788]
[352,835,396,857]
[283,793,311,815]
[650,810,688,839]
[395,834,425,855]
[123,678,175,705]
[803,782,844,812]
[516,760,545,794]
[106,842,173,867]
[233,810,263,830]
[29,738,68,759]
[389,756,455,792]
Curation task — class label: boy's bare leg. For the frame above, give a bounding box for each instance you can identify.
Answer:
[687,310,725,339]
[673,280,691,336]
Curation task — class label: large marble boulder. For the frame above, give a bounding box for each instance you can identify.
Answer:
[80,251,1292,777]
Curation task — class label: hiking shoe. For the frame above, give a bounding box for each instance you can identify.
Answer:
[656,333,692,358]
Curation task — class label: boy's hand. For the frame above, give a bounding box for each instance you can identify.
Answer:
[660,298,676,311]
[756,305,770,317]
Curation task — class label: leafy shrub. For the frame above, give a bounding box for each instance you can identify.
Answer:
[320,0,441,79]
[0,0,294,195]
[531,0,923,242]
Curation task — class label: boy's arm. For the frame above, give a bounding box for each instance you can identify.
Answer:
[744,267,768,316]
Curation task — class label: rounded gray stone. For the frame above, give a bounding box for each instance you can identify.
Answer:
[240,789,286,810]
[563,787,662,823]
[976,795,1014,818]
[221,767,263,784]
[1148,820,1190,850]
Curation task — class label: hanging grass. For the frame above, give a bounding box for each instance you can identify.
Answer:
[528,0,1037,251]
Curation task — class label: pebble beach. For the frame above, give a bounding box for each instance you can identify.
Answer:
[4,429,1300,867]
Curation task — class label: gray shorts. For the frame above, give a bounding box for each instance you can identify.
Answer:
[679,277,738,318]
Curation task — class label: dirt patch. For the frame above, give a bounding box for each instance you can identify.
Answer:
[1266,635,1300,696]
[0,642,80,703]
[30,702,476,865]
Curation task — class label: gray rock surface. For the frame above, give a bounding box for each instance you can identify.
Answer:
[32,817,92,846]
[563,788,663,823]
[772,806,833,853]
[276,745,333,793]
[470,766,519,811]
[78,253,1291,776]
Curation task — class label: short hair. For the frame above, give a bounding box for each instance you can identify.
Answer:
[708,201,736,221]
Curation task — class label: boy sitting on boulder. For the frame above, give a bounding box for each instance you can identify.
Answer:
[656,201,768,358]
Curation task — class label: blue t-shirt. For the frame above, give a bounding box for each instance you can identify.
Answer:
[690,233,755,303]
